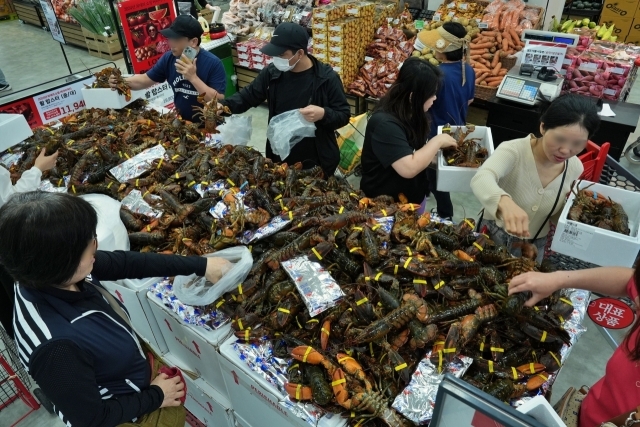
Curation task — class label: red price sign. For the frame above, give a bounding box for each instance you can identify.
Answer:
[587,297,635,329]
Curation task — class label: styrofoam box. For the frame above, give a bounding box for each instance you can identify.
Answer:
[82,87,141,109]
[219,335,347,427]
[0,114,33,152]
[516,395,565,427]
[436,125,494,193]
[163,353,235,427]
[101,278,168,355]
[147,295,232,400]
[551,180,640,267]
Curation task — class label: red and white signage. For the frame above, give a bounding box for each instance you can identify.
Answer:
[587,297,635,329]
[33,78,91,124]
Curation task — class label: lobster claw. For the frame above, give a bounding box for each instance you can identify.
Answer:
[284,382,313,401]
[330,368,351,409]
[290,346,325,365]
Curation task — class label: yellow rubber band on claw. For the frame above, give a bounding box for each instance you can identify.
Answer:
[216,300,224,308]
[237,319,243,330]
[512,367,518,380]
[404,257,412,268]
[375,272,383,281]
[356,297,369,306]
[488,360,494,373]
[245,330,250,341]
[560,297,573,306]
[394,363,407,371]
[435,281,445,290]
[465,219,474,228]
[540,331,547,342]
[381,209,387,216]
[372,224,381,230]
[307,319,319,324]
[321,328,329,336]
[352,226,363,231]
[443,348,456,353]
[479,341,485,351]
[550,352,561,367]
[296,384,301,400]
[394,265,399,275]
[274,194,283,201]
[490,347,504,352]
[237,284,243,295]
[413,279,427,285]
[339,206,344,214]
[338,356,354,363]
[289,211,294,220]
[438,351,443,370]
[157,158,163,169]
[354,419,365,427]
[331,378,346,387]
[473,242,483,251]
[538,373,548,381]
[302,346,313,363]
[227,178,235,186]
[406,247,413,256]
[278,308,290,314]
[349,247,362,253]
[311,248,322,260]
[530,363,535,374]
[369,342,374,357]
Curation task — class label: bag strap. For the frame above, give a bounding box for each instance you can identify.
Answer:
[88,282,133,330]
[530,160,568,242]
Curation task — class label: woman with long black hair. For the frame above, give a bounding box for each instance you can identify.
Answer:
[360,57,458,204]
[0,191,231,427]
[509,267,640,426]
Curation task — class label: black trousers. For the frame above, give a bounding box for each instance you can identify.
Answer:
[426,168,454,218]
[0,264,14,336]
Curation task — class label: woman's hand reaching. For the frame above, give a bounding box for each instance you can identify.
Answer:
[205,257,233,284]
[508,271,563,306]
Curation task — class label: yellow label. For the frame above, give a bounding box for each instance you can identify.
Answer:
[550,352,561,367]
[394,363,408,371]
[490,347,504,352]
[394,265,399,275]
[331,378,346,386]
[339,206,344,214]
[465,219,474,228]
[288,211,294,220]
[338,356,354,363]
[237,284,243,295]
[237,319,243,330]
[540,330,547,342]
[274,194,283,200]
[530,363,535,374]
[406,247,413,256]
[488,360,494,373]
[352,226,363,231]
[413,279,427,285]
[306,319,319,324]
[356,297,369,306]
[443,348,456,353]
[404,257,413,268]
[245,330,250,341]
[512,367,518,380]
[216,300,224,308]
[375,272,383,281]
[321,327,330,336]
[435,281,445,290]
[71,185,76,194]
[278,308,290,314]
[349,247,362,253]
[381,209,387,216]
[473,242,483,251]
[560,297,573,306]
[311,248,322,260]
[303,346,313,362]
[227,178,235,186]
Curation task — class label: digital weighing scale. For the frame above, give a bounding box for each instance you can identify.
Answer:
[495,67,564,105]
[521,29,579,47]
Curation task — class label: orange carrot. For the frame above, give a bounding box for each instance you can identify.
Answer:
[498,68,507,76]
[469,42,494,49]
[482,53,493,60]
[509,28,521,46]
[488,80,502,87]
[491,51,501,68]
[476,72,490,83]
[491,61,501,76]
[481,31,499,37]
[470,48,488,55]
[502,38,509,52]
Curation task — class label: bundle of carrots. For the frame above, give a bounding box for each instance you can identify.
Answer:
[469,29,525,88]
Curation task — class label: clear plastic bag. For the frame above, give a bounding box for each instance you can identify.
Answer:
[80,194,130,251]
[266,110,316,160]
[172,246,253,305]
[218,115,252,146]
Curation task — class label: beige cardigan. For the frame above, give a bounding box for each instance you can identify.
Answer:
[470,134,583,238]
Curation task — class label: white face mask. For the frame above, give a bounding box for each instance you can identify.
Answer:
[273,52,301,72]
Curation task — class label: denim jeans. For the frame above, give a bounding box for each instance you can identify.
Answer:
[480,219,547,264]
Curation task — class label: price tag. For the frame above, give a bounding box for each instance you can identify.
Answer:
[558,221,594,251]
[447,1,456,9]
[610,67,625,75]
[579,62,598,72]
[34,78,91,125]
[458,3,468,10]
[432,13,441,21]
[415,20,424,30]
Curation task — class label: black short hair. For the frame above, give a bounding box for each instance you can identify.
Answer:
[539,94,601,138]
[147,23,157,32]
[0,192,98,290]
[442,22,467,62]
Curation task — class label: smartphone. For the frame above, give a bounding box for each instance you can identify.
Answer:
[183,46,197,62]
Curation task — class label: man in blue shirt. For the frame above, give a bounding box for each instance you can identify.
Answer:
[416,23,476,220]
[109,15,226,123]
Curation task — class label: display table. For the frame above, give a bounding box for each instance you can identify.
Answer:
[483,96,640,161]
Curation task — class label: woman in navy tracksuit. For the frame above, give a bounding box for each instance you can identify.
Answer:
[0,191,230,427]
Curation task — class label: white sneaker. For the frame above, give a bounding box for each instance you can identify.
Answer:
[0,84,11,92]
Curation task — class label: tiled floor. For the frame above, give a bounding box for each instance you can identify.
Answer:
[1,13,640,427]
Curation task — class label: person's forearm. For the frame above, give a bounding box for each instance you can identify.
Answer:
[126,74,153,91]
[395,143,440,178]
[93,251,207,281]
[553,267,633,297]
[189,76,222,101]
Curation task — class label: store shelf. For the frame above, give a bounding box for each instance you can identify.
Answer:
[563,7,602,17]
[13,0,43,28]
[59,21,87,48]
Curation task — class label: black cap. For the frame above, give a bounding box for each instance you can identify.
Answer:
[260,23,309,57]
[160,15,203,39]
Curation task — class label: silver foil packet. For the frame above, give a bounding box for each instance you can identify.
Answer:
[109,144,166,183]
[282,256,344,317]
[241,215,292,244]
[392,351,473,424]
[39,175,70,193]
[121,189,164,218]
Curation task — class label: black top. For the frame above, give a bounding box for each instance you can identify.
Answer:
[360,112,429,204]
[221,55,351,178]
[20,251,207,427]
[174,0,208,19]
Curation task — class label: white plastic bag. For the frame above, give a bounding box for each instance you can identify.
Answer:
[173,246,252,305]
[80,194,130,251]
[218,115,252,146]
[267,110,316,160]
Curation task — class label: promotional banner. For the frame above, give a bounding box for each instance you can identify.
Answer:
[40,0,66,44]
[118,0,176,74]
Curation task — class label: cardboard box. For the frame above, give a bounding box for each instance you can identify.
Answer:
[601,0,636,19]
[599,10,633,40]
[163,353,235,427]
[102,278,168,355]
[436,126,495,193]
[147,295,232,399]
[0,114,33,152]
[219,336,346,427]
[626,17,640,44]
[82,87,140,109]
[551,180,640,267]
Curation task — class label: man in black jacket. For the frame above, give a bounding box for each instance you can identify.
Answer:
[221,23,351,178]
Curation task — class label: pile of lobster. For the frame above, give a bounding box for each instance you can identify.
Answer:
[568,185,630,235]
[4,102,578,426]
[441,124,490,168]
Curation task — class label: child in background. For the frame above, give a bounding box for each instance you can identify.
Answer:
[415,22,476,220]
